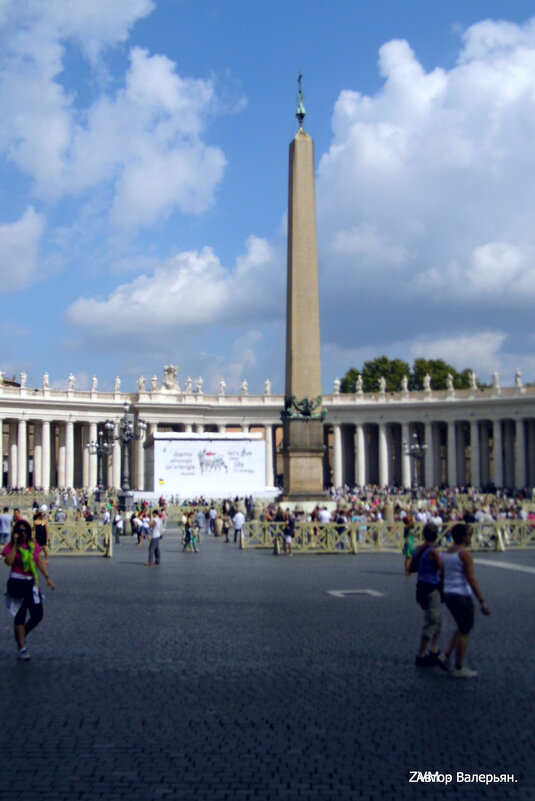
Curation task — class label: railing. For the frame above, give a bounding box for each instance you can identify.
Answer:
[241,520,535,554]
[47,522,112,557]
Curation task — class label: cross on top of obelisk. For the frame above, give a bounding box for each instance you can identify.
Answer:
[296,71,306,129]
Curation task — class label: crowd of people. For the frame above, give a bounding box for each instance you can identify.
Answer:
[1,484,524,672]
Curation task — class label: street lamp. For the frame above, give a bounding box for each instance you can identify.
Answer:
[86,424,114,502]
[403,432,428,497]
[110,402,147,511]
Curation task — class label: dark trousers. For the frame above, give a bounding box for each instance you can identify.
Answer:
[7,577,44,634]
[148,538,161,564]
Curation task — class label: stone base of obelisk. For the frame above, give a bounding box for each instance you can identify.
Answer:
[281,418,326,500]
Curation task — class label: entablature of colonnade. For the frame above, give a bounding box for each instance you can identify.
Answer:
[0,379,287,428]
[323,384,535,425]
[0,372,534,427]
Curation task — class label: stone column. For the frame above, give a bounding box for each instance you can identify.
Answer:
[82,426,89,489]
[184,423,192,433]
[265,424,274,487]
[332,424,342,488]
[41,421,50,491]
[433,425,442,486]
[401,422,411,489]
[136,433,145,491]
[470,420,480,488]
[527,420,535,488]
[493,419,503,488]
[33,423,42,489]
[88,422,97,489]
[65,420,74,488]
[49,424,58,489]
[503,421,515,489]
[218,424,226,434]
[355,423,366,487]
[447,421,457,487]
[17,419,27,488]
[112,440,121,489]
[515,418,526,489]
[479,422,490,487]
[424,421,434,488]
[455,422,466,485]
[8,423,17,487]
[57,424,66,488]
[0,417,3,488]
[378,422,388,488]
[194,423,204,433]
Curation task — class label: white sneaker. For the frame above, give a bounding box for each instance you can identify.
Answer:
[18,648,30,661]
[436,653,450,672]
[452,666,477,678]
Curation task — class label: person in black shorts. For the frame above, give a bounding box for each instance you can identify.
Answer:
[441,523,490,678]
[32,509,49,564]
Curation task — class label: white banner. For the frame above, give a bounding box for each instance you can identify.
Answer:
[153,436,266,497]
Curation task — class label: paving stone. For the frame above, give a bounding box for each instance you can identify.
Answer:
[1,530,533,800]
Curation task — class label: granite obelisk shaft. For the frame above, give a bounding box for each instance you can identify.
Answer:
[282,122,325,498]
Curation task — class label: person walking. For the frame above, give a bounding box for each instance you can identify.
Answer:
[402,514,416,576]
[183,512,198,552]
[232,508,245,544]
[113,511,123,544]
[2,518,55,660]
[441,522,490,678]
[282,510,295,555]
[0,506,12,546]
[145,511,163,566]
[33,509,50,564]
[410,523,445,668]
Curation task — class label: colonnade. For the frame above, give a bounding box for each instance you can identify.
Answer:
[330,417,535,490]
[1,375,534,493]
[0,417,277,492]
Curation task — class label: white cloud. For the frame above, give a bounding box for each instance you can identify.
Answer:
[0,4,228,230]
[313,16,535,384]
[330,223,412,267]
[0,207,45,291]
[409,332,507,377]
[65,236,284,340]
[413,241,535,299]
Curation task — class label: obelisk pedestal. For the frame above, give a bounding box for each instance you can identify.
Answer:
[281,81,326,499]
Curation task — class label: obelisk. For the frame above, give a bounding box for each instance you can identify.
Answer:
[281,75,326,498]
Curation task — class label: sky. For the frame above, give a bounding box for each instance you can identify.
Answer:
[1,0,535,393]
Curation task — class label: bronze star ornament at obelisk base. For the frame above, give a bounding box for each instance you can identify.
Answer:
[281,74,326,500]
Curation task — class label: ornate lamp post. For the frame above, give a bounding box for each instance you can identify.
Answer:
[111,402,147,511]
[86,423,114,503]
[403,432,428,498]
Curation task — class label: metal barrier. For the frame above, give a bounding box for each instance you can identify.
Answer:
[47,522,113,557]
[241,520,535,554]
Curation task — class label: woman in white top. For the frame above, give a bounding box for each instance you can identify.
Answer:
[442,523,490,678]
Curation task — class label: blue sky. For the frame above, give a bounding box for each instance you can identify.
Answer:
[1,0,534,392]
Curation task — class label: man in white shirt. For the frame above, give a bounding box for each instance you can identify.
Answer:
[317,507,331,523]
[232,509,245,544]
[0,506,12,545]
[113,511,123,544]
[146,511,162,565]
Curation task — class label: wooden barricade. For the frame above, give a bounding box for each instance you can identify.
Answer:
[47,522,112,557]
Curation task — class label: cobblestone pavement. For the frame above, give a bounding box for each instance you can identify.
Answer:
[1,529,534,801]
